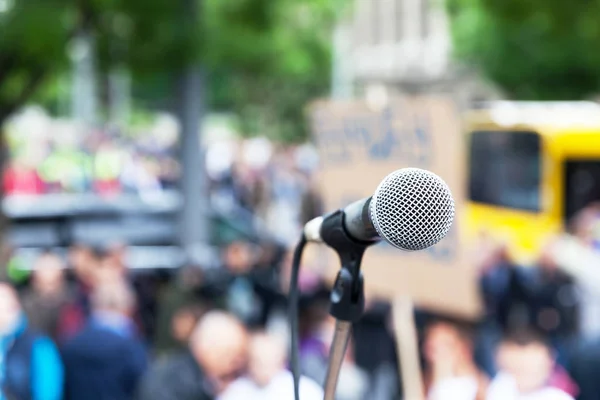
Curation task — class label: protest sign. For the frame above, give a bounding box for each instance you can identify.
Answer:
[309,96,481,318]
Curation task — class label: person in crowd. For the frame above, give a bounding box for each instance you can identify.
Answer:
[93,139,125,195]
[352,298,402,400]
[21,252,73,343]
[218,331,323,400]
[104,242,128,274]
[222,241,258,316]
[121,152,163,195]
[201,241,264,327]
[544,208,600,400]
[531,244,579,368]
[424,318,488,400]
[263,157,308,246]
[104,242,161,341]
[62,281,148,400]
[299,175,323,225]
[248,241,289,330]
[138,311,249,400]
[547,205,600,341]
[0,282,64,400]
[38,136,92,193]
[487,329,576,400]
[154,266,208,357]
[477,239,580,372]
[57,244,104,340]
[3,157,45,195]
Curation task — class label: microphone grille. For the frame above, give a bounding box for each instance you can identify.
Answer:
[370,168,455,251]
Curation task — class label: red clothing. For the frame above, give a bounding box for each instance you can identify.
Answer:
[93,179,121,195]
[548,365,579,398]
[57,302,87,342]
[57,281,146,343]
[3,166,45,195]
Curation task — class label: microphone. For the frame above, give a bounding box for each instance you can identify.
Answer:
[303,168,455,251]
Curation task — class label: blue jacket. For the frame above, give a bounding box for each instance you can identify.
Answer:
[62,312,148,400]
[0,316,64,400]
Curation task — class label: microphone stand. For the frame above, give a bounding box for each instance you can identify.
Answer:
[319,209,370,400]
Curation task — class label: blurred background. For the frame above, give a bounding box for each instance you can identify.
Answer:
[1,0,600,400]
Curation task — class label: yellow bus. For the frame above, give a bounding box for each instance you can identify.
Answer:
[464,101,600,265]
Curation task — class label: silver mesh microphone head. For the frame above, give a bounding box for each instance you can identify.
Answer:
[369,168,455,251]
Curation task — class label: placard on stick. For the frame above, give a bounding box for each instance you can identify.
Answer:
[309,96,481,319]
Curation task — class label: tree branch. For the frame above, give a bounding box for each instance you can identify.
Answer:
[0,67,47,123]
[0,54,18,89]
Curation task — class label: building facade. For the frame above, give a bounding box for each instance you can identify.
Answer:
[331,0,500,105]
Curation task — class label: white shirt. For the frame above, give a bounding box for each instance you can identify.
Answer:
[218,371,324,400]
[428,376,479,400]
[487,373,574,400]
[551,235,600,338]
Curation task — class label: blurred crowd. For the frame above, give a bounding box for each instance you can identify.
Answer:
[5,116,600,400]
[421,203,600,400]
[0,238,340,400]
[2,109,179,197]
[8,227,600,400]
[206,136,321,246]
[4,192,600,400]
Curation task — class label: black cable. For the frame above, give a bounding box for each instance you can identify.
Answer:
[290,233,307,400]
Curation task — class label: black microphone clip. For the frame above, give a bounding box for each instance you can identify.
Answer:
[320,209,372,323]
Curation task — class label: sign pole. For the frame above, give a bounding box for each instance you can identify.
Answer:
[393,296,425,400]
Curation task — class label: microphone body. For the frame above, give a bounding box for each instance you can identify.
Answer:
[302,168,455,252]
[304,197,379,244]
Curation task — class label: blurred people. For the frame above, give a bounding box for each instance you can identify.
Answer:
[102,242,163,340]
[218,331,323,400]
[154,266,208,357]
[3,115,180,197]
[532,244,579,367]
[121,153,162,195]
[352,299,401,399]
[21,252,73,342]
[424,319,488,400]
[57,244,102,340]
[62,281,147,400]
[205,241,264,327]
[480,242,579,366]
[3,158,45,195]
[299,175,323,225]
[546,210,600,400]
[297,291,333,383]
[487,329,576,400]
[0,282,63,400]
[93,139,125,195]
[548,210,600,340]
[138,311,249,400]
[263,157,308,246]
[104,242,129,276]
[38,138,91,193]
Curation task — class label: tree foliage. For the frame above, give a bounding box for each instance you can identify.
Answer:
[206,0,339,142]
[0,0,340,142]
[446,0,600,99]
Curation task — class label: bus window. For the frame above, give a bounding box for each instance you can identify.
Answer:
[468,130,541,212]
[564,160,600,221]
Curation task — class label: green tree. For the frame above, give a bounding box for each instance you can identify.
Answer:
[205,0,340,142]
[0,0,72,121]
[446,0,600,99]
[0,0,341,142]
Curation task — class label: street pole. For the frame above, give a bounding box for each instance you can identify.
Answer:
[177,0,210,253]
[70,30,98,126]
